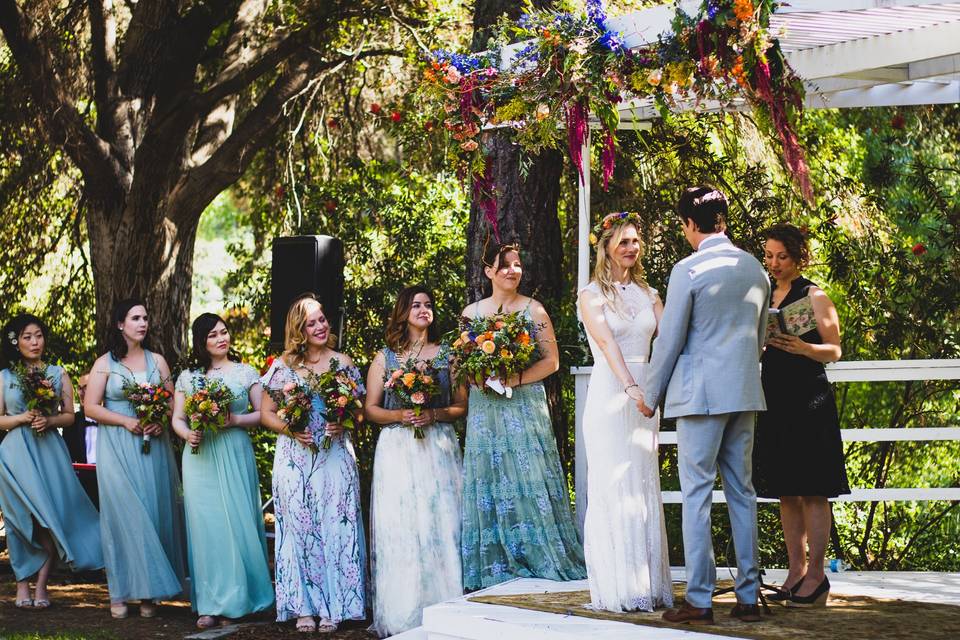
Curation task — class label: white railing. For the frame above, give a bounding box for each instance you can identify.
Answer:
[572,359,960,528]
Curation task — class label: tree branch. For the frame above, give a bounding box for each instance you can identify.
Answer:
[0,0,120,193]
[170,46,398,223]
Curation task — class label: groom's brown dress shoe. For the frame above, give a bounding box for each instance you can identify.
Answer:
[662,600,714,625]
[730,602,762,622]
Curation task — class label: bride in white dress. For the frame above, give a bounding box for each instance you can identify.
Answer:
[578,213,674,612]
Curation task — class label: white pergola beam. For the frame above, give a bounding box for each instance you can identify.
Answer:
[778,0,960,13]
[787,20,960,80]
[808,81,960,109]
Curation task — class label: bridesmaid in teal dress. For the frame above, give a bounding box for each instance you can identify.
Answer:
[171,313,274,629]
[460,243,586,590]
[0,314,103,609]
[83,298,187,619]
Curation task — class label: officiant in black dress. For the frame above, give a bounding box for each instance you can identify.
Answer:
[753,223,849,608]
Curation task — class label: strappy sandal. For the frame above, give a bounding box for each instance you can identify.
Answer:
[296,616,316,633]
[110,603,129,619]
[316,618,338,633]
[15,598,34,609]
[32,598,51,610]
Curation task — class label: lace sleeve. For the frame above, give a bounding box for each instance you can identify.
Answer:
[175,370,196,395]
[238,363,260,390]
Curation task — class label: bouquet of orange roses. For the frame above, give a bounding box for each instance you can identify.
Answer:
[384,356,440,439]
[184,378,236,454]
[267,380,315,452]
[121,378,172,454]
[11,362,59,438]
[448,309,538,398]
[310,358,364,449]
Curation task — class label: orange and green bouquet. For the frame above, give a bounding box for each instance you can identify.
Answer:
[310,358,365,450]
[11,361,59,438]
[266,380,315,452]
[121,378,172,454]
[184,378,236,455]
[384,357,440,439]
[448,309,539,397]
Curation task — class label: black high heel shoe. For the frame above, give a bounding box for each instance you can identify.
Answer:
[767,577,804,603]
[787,577,830,607]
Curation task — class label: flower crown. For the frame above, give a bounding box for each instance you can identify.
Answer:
[589,212,642,245]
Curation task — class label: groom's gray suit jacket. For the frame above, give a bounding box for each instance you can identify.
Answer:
[644,234,770,418]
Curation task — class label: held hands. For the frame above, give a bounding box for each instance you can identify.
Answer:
[28,410,49,433]
[123,417,143,435]
[142,422,163,436]
[401,408,436,429]
[768,334,810,356]
[324,423,345,438]
[186,429,202,448]
[626,385,655,417]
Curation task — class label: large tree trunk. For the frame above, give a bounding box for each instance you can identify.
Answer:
[469,0,572,471]
[86,197,199,363]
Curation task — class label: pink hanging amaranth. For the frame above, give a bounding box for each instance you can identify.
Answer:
[753,61,813,202]
[601,129,616,191]
[473,156,499,241]
[566,101,589,184]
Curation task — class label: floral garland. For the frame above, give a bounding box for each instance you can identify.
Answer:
[590,211,643,245]
[420,0,811,238]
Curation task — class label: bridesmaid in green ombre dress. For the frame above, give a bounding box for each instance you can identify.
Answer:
[172,313,273,630]
[84,298,186,620]
[0,314,103,610]
[460,243,586,590]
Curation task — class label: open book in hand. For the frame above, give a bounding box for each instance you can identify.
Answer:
[766,295,818,342]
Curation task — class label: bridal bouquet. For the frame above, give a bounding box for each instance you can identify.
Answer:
[11,362,59,437]
[121,379,172,454]
[449,310,538,397]
[384,357,440,439]
[184,378,236,455]
[310,359,364,450]
[266,381,315,452]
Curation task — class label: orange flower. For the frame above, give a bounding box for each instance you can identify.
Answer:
[480,340,497,355]
[500,349,512,359]
[402,372,417,388]
[494,320,505,329]
[733,0,754,22]
[518,332,531,345]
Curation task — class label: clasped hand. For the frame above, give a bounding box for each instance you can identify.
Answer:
[25,410,50,433]
[124,418,163,436]
[400,409,435,428]
[625,386,655,418]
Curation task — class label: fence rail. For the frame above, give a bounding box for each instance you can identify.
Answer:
[573,359,960,520]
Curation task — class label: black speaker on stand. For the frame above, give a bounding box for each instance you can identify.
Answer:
[270,235,345,352]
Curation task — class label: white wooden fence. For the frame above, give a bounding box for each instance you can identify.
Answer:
[573,359,960,528]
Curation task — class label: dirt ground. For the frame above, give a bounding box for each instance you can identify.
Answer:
[0,554,378,640]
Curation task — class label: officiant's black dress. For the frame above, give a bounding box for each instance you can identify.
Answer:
[753,277,850,498]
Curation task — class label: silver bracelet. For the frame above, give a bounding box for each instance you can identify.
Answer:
[624,383,639,392]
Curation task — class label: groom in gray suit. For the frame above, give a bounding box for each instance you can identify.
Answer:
[640,186,769,624]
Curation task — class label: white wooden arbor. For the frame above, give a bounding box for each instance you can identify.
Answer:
[568,1,960,529]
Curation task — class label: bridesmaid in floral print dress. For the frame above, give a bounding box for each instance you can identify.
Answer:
[260,294,366,634]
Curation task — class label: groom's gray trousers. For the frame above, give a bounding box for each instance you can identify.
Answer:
[676,411,759,609]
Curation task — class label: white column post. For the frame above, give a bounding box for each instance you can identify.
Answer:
[574,128,591,534]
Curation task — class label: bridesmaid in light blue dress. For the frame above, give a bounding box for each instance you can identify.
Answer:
[0,314,103,610]
[83,298,186,620]
[460,244,586,590]
[261,294,366,634]
[171,313,273,629]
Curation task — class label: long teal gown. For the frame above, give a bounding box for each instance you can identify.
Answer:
[0,365,103,580]
[176,364,274,618]
[461,311,586,590]
[97,350,187,602]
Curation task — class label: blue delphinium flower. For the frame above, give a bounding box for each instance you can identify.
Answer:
[586,0,608,27]
[707,1,720,20]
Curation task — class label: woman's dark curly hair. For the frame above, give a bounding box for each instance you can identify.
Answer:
[763,223,810,269]
[1,313,49,369]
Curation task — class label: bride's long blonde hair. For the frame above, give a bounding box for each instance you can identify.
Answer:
[592,217,650,306]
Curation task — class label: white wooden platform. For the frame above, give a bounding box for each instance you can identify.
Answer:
[399,569,960,640]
